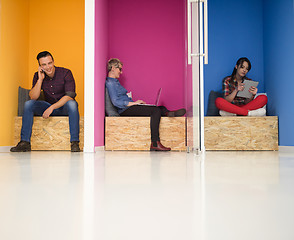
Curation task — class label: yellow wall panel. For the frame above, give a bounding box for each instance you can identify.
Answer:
[0,0,30,146]
[0,0,84,147]
[28,0,85,116]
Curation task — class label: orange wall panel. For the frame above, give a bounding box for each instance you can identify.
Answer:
[0,0,29,146]
[0,0,84,147]
[28,0,85,116]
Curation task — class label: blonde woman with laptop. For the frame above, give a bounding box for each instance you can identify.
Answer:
[106,58,186,151]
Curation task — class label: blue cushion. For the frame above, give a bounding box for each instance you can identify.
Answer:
[105,88,120,116]
[206,90,223,116]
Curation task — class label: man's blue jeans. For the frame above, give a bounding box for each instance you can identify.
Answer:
[21,100,80,142]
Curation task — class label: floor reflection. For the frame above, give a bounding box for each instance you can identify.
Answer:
[0,149,293,240]
[95,151,202,240]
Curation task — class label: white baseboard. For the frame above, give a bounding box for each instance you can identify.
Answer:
[95,146,105,152]
[279,146,294,152]
[2,145,292,153]
[0,146,12,152]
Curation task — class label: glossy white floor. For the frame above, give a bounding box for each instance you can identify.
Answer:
[0,148,294,240]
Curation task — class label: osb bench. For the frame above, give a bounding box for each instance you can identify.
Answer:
[204,116,278,150]
[105,117,186,151]
[14,117,84,151]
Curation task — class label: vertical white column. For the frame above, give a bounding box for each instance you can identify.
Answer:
[204,0,208,65]
[84,0,95,153]
[187,0,208,152]
[199,1,205,152]
[192,1,200,152]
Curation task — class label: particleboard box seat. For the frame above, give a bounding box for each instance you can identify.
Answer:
[204,116,279,150]
[105,116,278,151]
[105,117,186,151]
[14,117,84,151]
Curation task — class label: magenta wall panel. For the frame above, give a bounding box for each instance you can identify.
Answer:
[108,0,186,110]
[94,0,186,147]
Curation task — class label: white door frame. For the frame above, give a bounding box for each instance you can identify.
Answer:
[84,0,95,152]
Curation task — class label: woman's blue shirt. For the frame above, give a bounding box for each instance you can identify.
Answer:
[105,77,133,114]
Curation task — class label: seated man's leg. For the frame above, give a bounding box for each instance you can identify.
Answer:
[53,100,80,142]
[11,100,50,152]
[21,100,51,142]
[65,100,80,142]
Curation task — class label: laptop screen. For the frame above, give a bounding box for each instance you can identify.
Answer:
[155,88,162,106]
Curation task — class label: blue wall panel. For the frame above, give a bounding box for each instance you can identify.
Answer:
[204,0,264,114]
[203,0,293,145]
[263,0,294,146]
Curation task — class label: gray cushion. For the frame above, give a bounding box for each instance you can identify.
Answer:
[206,90,223,116]
[18,86,30,116]
[105,88,120,116]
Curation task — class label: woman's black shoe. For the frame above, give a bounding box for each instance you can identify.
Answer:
[166,108,186,117]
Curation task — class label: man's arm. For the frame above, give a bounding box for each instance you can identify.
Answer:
[42,95,73,119]
[29,67,45,100]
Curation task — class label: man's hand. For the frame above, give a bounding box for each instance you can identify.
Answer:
[42,106,54,119]
[29,67,46,100]
[38,66,45,82]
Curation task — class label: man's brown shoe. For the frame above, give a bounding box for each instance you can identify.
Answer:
[10,141,31,152]
[150,141,171,151]
[71,141,80,152]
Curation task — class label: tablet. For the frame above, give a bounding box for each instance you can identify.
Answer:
[236,80,259,98]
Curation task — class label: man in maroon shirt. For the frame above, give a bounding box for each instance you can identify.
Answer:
[11,51,80,152]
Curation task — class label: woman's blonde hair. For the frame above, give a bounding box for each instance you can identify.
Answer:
[107,58,123,72]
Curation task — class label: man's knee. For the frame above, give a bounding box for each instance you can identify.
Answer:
[24,99,36,111]
[65,100,79,112]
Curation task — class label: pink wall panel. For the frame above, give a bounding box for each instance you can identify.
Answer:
[108,0,185,110]
[94,0,186,147]
[94,0,108,147]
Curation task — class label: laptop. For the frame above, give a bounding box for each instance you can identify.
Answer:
[138,88,162,106]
